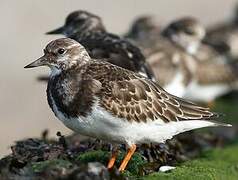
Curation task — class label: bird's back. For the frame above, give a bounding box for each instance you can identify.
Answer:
[71,31,155,79]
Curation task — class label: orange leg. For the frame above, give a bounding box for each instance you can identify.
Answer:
[118,144,137,171]
[107,148,118,169]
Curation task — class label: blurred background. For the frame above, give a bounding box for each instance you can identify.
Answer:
[0,0,237,157]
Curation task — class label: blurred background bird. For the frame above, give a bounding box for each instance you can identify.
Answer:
[160,17,238,105]
[124,15,161,46]
[204,4,238,60]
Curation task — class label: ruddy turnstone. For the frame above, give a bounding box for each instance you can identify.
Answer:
[161,17,205,56]
[162,17,230,63]
[46,10,154,80]
[24,38,231,171]
[205,4,238,59]
[162,17,238,103]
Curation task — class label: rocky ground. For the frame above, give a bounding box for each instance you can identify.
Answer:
[0,96,238,180]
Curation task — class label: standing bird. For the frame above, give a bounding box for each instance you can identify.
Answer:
[46,10,154,80]
[161,17,238,103]
[24,38,231,171]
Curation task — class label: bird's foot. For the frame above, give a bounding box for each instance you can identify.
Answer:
[118,144,137,172]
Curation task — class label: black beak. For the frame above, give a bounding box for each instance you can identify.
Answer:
[24,56,47,69]
[46,26,65,35]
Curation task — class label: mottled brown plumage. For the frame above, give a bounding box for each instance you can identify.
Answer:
[25,38,219,123]
[47,58,218,123]
[94,62,217,123]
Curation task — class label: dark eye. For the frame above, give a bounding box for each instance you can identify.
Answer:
[57,48,66,55]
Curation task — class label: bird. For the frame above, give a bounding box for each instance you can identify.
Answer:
[161,17,206,56]
[204,4,238,60]
[24,38,231,171]
[161,17,238,103]
[46,10,154,80]
[161,17,230,62]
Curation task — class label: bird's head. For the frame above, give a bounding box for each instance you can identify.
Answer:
[162,17,205,54]
[24,38,90,74]
[46,10,105,37]
[126,16,159,38]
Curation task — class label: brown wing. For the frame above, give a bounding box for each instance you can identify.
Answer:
[195,44,221,62]
[196,61,238,85]
[100,76,218,123]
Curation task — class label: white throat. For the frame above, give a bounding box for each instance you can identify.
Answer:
[186,42,200,55]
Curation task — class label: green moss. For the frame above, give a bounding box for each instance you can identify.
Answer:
[76,150,110,165]
[75,143,238,179]
[143,144,238,180]
[31,159,72,173]
[76,150,145,174]
[116,152,146,174]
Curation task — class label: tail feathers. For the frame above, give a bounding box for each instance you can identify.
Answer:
[134,120,231,143]
[170,120,232,138]
[209,120,232,127]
